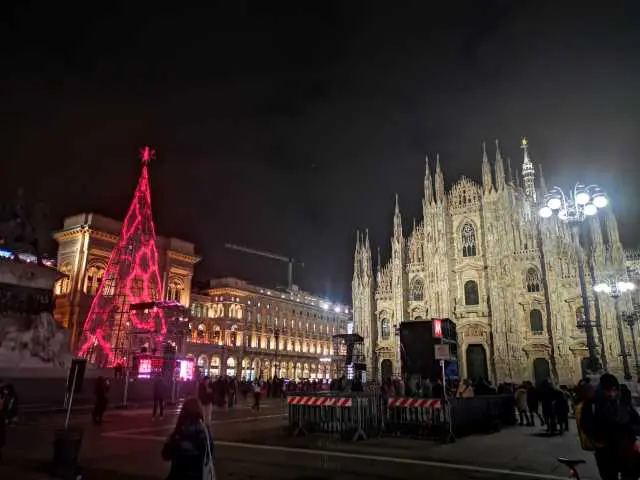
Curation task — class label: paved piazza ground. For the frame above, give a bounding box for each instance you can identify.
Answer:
[1,398,600,479]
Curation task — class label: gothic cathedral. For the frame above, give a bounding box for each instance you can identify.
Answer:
[352,139,630,386]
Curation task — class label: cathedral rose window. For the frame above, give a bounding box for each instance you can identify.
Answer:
[461,222,477,257]
[464,280,479,305]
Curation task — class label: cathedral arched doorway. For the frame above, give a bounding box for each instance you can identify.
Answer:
[533,358,551,386]
[465,344,488,381]
[381,359,393,381]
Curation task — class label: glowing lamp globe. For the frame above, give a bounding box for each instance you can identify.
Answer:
[547,197,562,210]
[557,209,568,221]
[583,203,598,216]
[539,206,553,218]
[575,190,591,206]
[594,283,611,294]
[592,193,608,209]
[619,281,636,292]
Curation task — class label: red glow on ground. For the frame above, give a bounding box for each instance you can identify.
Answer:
[78,150,166,366]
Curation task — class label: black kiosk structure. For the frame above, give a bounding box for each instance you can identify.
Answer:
[331,333,367,381]
[398,318,458,382]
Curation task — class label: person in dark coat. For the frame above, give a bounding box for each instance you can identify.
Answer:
[162,398,215,480]
[92,376,109,425]
[153,373,166,419]
[0,384,18,425]
[526,381,544,426]
[0,389,6,463]
[198,377,212,423]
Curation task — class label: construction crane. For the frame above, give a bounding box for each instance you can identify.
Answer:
[224,243,303,291]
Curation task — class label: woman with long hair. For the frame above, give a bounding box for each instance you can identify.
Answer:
[162,398,215,479]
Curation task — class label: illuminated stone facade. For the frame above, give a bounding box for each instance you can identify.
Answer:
[353,140,632,385]
[188,278,349,380]
[53,212,200,350]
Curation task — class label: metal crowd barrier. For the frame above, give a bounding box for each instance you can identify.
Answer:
[383,397,448,440]
[287,392,380,441]
[287,392,515,443]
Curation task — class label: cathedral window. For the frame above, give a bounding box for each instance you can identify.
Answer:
[529,309,544,334]
[410,277,425,301]
[526,268,541,293]
[461,222,477,257]
[464,280,479,306]
[380,318,391,340]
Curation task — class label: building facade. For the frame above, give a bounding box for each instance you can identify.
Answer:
[53,212,200,350]
[187,277,349,380]
[353,139,632,386]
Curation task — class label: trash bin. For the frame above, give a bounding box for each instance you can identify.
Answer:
[52,427,83,479]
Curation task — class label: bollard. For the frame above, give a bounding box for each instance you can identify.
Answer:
[52,427,83,479]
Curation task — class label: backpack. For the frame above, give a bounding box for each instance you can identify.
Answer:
[575,400,603,451]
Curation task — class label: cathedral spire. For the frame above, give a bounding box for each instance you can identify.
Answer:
[507,157,513,184]
[376,246,382,282]
[424,155,434,205]
[435,154,445,203]
[482,141,493,193]
[539,164,548,195]
[393,194,403,239]
[521,137,536,202]
[363,229,373,278]
[353,230,362,281]
[494,139,506,190]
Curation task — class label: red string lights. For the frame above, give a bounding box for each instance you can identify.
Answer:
[77,147,166,366]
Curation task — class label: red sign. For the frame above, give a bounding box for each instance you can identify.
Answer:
[432,319,443,338]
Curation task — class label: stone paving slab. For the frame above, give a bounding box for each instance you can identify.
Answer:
[240,424,600,480]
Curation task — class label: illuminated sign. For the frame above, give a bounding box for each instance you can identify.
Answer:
[432,319,443,338]
[178,358,195,381]
[138,358,152,378]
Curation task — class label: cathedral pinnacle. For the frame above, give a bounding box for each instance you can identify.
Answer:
[435,154,445,203]
[482,141,493,193]
[424,155,434,204]
[521,137,536,202]
[539,164,548,195]
[494,139,506,190]
[393,195,403,238]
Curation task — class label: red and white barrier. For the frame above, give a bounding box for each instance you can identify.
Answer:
[287,396,353,407]
[387,397,442,409]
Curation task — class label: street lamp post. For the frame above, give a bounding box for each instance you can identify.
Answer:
[274,328,280,379]
[594,280,636,380]
[623,310,640,380]
[539,183,609,374]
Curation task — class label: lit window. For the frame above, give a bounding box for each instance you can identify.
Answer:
[461,222,477,257]
[526,268,541,293]
[464,280,479,306]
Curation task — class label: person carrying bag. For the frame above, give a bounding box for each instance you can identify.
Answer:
[162,398,216,480]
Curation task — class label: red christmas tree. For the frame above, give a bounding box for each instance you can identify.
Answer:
[77,147,167,366]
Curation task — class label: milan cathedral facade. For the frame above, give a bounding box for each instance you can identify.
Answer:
[352,139,631,386]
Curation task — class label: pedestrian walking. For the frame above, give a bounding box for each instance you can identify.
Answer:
[162,398,216,480]
[92,376,109,425]
[153,373,166,420]
[198,377,212,423]
[251,381,261,411]
[526,381,544,427]
[514,384,530,426]
[0,390,6,463]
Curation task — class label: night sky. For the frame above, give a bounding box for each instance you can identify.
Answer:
[2,2,640,303]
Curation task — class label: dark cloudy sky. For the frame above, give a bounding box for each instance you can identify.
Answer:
[1,2,639,302]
